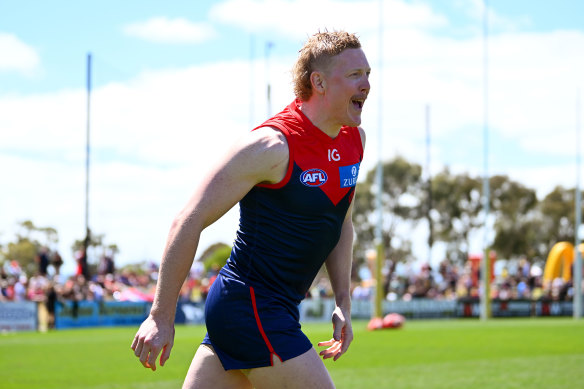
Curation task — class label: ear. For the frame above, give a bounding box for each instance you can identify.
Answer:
[310,71,326,94]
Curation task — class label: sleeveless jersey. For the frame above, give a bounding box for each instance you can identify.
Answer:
[220,100,364,304]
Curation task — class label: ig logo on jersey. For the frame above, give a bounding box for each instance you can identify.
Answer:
[300,169,328,187]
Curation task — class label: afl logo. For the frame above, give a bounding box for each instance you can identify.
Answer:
[300,169,328,187]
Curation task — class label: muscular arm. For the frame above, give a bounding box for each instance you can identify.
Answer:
[325,207,354,311]
[318,204,355,361]
[151,127,288,321]
[327,125,365,311]
[318,126,365,361]
[132,127,288,370]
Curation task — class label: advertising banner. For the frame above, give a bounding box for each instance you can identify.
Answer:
[0,302,37,331]
[55,301,150,329]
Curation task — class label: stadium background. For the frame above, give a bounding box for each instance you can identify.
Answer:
[1,1,584,387]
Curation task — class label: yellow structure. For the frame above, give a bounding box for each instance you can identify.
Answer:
[543,242,584,288]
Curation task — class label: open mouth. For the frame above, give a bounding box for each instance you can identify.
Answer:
[352,98,365,110]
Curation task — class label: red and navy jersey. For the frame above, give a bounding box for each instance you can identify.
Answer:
[220,100,364,304]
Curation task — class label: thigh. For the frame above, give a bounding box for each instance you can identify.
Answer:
[182,344,252,389]
[247,347,335,389]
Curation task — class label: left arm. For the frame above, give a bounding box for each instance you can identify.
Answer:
[318,203,355,361]
[318,126,365,361]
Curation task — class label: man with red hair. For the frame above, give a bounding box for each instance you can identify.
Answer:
[132,30,371,388]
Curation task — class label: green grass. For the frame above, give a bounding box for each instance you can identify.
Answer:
[1,318,583,388]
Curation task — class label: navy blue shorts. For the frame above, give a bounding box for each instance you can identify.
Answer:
[201,273,313,370]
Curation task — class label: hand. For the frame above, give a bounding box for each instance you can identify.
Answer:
[131,315,175,371]
[317,306,353,361]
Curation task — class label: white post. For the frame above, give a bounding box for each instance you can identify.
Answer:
[373,0,385,319]
[575,88,582,319]
[480,0,491,321]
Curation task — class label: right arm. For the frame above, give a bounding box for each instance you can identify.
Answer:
[131,126,289,371]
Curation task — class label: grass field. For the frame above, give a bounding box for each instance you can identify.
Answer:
[1,318,583,388]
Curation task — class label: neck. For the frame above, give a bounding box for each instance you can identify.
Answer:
[299,100,341,138]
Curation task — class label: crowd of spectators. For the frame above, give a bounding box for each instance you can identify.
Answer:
[0,249,219,309]
[1,249,580,319]
[350,256,578,303]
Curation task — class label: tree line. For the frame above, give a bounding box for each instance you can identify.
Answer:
[353,156,582,268]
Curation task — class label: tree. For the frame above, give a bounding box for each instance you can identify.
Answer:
[489,175,541,259]
[430,169,483,263]
[539,186,584,248]
[353,157,425,272]
[490,184,584,263]
[353,157,584,270]
[0,220,59,275]
[197,242,231,273]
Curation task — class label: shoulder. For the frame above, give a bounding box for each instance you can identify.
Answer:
[234,126,289,185]
[341,125,366,150]
[245,126,289,167]
[357,127,366,149]
[250,126,289,153]
[348,127,367,150]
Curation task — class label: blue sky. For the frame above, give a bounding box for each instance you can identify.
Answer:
[4,0,580,93]
[1,0,583,273]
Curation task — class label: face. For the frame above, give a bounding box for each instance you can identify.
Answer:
[321,48,371,128]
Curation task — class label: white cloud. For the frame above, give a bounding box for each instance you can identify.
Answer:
[360,26,584,164]
[123,17,216,44]
[209,0,447,40]
[454,0,531,32]
[0,33,40,75]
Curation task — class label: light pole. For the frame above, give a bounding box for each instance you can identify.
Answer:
[480,0,492,321]
[373,0,385,319]
[84,52,92,254]
[575,88,582,319]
